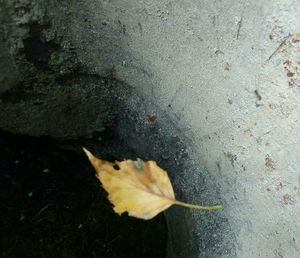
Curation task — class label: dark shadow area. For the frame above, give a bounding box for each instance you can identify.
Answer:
[0,1,235,256]
[0,129,167,258]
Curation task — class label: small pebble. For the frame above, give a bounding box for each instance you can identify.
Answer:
[42,168,50,173]
[19,214,25,221]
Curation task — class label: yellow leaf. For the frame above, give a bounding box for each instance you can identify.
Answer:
[83,148,222,220]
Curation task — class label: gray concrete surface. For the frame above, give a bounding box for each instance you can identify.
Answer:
[1,0,300,257]
[60,1,300,257]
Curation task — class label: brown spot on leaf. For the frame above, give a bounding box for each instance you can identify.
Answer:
[287,72,295,77]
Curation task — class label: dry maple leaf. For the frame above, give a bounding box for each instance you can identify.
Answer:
[83,148,222,220]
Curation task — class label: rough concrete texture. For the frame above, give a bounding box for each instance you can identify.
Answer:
[0,0,123,138]
[1,0,300,257]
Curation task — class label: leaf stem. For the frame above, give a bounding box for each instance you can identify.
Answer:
[174,200,223,210]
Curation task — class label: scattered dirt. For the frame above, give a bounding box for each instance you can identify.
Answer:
[265,154,275,170]
[282,194,294,205]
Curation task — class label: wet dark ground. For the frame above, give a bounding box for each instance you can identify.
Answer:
[0,130,167,258]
